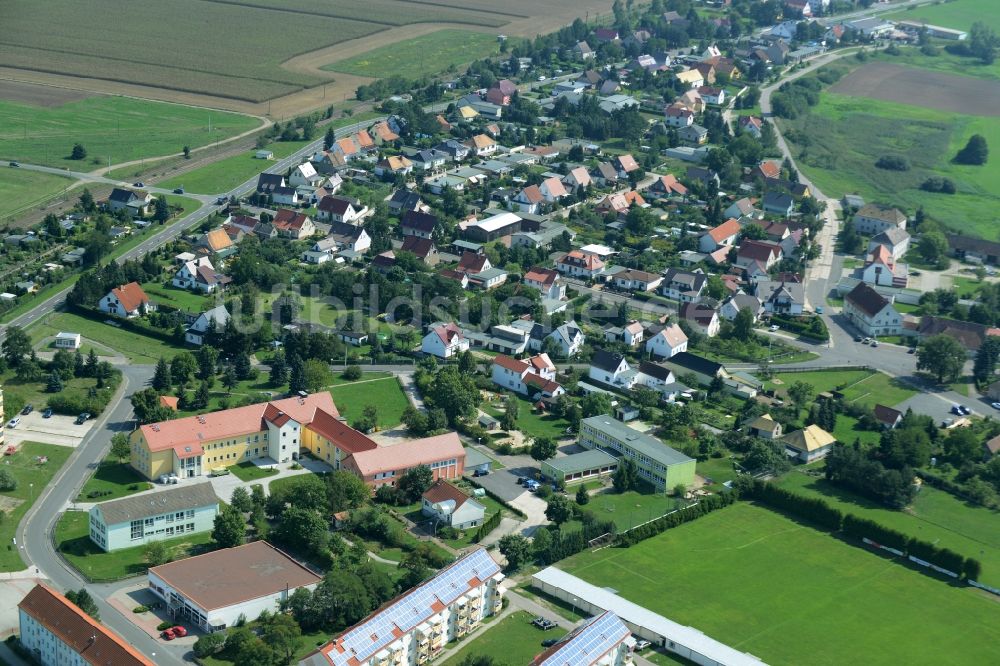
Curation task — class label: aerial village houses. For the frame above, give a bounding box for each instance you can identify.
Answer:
[421,323,470,358]
[853,204,908,235]
[421,480,486,530]
[843,282,901,337]
[99,281,155,318]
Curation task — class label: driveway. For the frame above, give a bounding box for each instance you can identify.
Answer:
[5,412,93,448]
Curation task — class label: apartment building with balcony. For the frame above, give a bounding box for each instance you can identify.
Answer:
[301,549,504,666]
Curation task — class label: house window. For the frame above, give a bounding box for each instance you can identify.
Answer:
[131,520,143,540]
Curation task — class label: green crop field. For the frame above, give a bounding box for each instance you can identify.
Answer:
[0,0,512,103]
[0,168,75,222]
[158,141,310,195]
[325,30,500,79]
[775,468,1000,587]
[781,87,1000,239]
[561,502,1000,665]
[888,0,1000,32]
[327,376,411,429]
[442,611,566,666]
[0,95,260,168]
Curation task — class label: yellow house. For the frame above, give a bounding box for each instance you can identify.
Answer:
[129,392,377,481]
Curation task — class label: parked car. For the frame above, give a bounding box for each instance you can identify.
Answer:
[862,337,872,344]
[541,638,560,647]
[21,404,33,415]
[473,469,489,477]
[815,307,824,314]
[6,417,20,429]
[854,335,863,342]
[216,196,228,205]
[162,628,177,640]
[871,340,878,347]
[769,324,779,332]
[907,347,916,354]
[75,412,91,424]
[634,638,651,650]
[173,186,185,194]
[991,402,1000,410]
[133,181,145,188]
[958,405,971,415]
[42,408,53,418]
[170,626,187,638]
[9,161,20,167]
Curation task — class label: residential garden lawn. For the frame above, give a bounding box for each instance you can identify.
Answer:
[561,502,1000,665]
[951,275,983,299]
[229,461,279,482]
[26,311,186,364]
[0,167,74,222]
[767,369,874,396]
[141,283,212,314]
[441,611,566,666]
[781,84,1000,238]
[325,30,499,79]
[327,376,410,429]
[774,467,1000,587]
[158,141,309,194]
[76,454,152,502]
[485,396,572,442]
[694,455,740,486]
[0,367,110,418]
[55,509,214,582]
[892,301,922,315]
[830,414,880,447]
[0,442,72,572]
[327,370,392,386]
[0,95,260,168]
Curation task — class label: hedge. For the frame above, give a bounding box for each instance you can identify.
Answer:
[770,314,829,342]
[615,490,738,547]
[473,509,502,543]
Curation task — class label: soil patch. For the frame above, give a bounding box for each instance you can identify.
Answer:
[0,79,95,106]
[0,495,24,515]
[830,61,1000,116]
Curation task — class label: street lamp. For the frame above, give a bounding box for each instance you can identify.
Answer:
[29,483,33,504]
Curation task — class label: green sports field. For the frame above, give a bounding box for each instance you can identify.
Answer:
[561,503,1000,665]
[0,95,260,169]
[775,469,1000,587]
[324,30,500,79]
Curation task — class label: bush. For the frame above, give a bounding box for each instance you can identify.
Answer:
[0,468,16,492]
[156,621,173,631]
[920,177,956,194]
[343,365,363,381]
[193,632,226,658]
[875,155,910,171]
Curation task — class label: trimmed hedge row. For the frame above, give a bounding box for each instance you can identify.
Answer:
[473,509,502,543]
[743,478,982,580]
[615,490,738,547]
[771,314,829,342]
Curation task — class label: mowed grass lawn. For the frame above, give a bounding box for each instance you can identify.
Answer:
[769,369,915,409]
[327,376,410,429]
[782,87,1000,238]
[76,454,152,502]
[485,396,572,441]
[325,30,499,79]
[0,95,259,168]
[0,442,72,572]
[142,283,213,313]
[56,510,214,582]
[775,468,1000,587]
[27,311,185,364]
[158,141,309,195]
[441,611,566,666]
[0,167,74,221]
[561,503,1000,665]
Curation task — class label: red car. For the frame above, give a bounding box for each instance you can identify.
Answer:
[161,629,176,640]
[170,626,187,638]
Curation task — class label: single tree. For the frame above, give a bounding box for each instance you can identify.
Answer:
[212,505,247,548]
[153,197,170,223]
[575,485,589,505]
[917,334,967,384]
[46,370,64,393]
[183,145,191,159]
[70,143,87,160]
[0,468,17,491]
[222,365,239,393]
[397,465,434,503]
[170,352,197,386]
[787,381,815,413]
[501,396,519,431]
[231,486,253,513]
[974,335,1000,383]
[302,359,332,392]
[544,494,572,525]
[497,534,532,571]
[732,307,755,341]
[2,326,31,367]
[613,458,638,493]
[954,134,989,165]
[144,540,170,567]
[269,350,288,386]
[110,432,131,463]
[343,364,362,381]
[326,470,370,512]
[152,357,172,391]
[324,126,336,151]
[65,589,99,619]
[530,436,558,461]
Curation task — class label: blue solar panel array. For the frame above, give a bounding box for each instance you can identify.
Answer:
[535,611,631,666]
[323,548,501,666]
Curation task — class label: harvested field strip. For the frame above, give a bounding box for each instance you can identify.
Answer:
[202,0,512,26]
[391,0,528,19]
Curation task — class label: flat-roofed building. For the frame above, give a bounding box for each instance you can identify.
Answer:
[18,583,155,666]
[301,549,504,666]
[578,416,695,492]
[88,481,218,552]
[148,541,321,633]
[540,449,618,485]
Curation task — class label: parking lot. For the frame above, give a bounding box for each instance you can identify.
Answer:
[4,411,94,448]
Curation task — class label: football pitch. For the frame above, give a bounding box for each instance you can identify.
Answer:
[560,503,1000,665]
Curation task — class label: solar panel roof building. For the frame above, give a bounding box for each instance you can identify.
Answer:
[530,611,635,666]
[302,548,504,666]
[532,567,768,666]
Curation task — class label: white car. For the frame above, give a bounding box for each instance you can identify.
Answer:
[6,417,19,429]
[537,75,547,81]
[991,402,1000,410]
[769,324,779,332]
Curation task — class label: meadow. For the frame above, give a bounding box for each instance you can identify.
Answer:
[0,95,260,169]
[326,375,411,429]
[775,468,1000,587]
[561,502,1000,665]
[0,168,74,223]
[0,0,512,103]
[27,311,186,364]
[324,30,500,79]
[888,0,1000,32]
[781,60,1000,238]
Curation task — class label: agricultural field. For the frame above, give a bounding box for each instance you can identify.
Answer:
[0,91,260,168]
[888,0,1000,32]
[0,0,513,104]
[775,468,1000,587]
[0,168,75,223]
[324,30,500,79]
[561,502,1000,665]
[781,62,1000,238]
[157,141,308,195]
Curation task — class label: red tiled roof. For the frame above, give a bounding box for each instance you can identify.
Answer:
[422,479,474,509]
[273,209,310,230]
[110,282,150,313]
[708,218,741,242]
[345,432,465,477]
[524,267,558,285]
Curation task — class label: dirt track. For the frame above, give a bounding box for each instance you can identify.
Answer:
[829,61,1000,117]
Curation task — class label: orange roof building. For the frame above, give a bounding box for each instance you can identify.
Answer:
[342,432,466,487]
[18,583,155,666]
